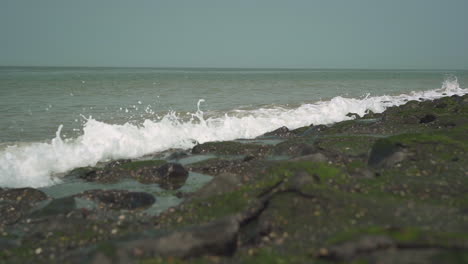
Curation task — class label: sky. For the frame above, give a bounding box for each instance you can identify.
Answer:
[1,0,467,69]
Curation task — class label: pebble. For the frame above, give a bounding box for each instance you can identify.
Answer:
[35,248,42,254]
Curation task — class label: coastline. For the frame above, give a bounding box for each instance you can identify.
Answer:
[1,94,468,263]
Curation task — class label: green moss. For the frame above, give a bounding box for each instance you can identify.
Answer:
[193,141,270,155]
[94,242,117,260]
[390,133,466,148]
[432,250,468,263]
[239,248,303,264]
[346,160,367,170]
[315,136,377,156]
[327,227,468,248]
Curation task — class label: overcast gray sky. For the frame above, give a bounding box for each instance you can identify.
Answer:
[1,0,467,69]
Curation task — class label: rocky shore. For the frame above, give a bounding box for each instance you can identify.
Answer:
[1,94,468,263]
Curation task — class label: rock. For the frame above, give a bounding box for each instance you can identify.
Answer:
[346,113,360,119]
[78,159,167,184]
[189,173,242,200]
[77,190,155,210]
[105,216,239,261]
[261,126,293,137]
[104,159,133,169]
[151,163,189,190]
[302,125,328,136]
[0,188,49,225]
[419,114,436,124]
[29,196,76,218]
[66,167,97,179]
[350,167,375,179]
[0,187,48,205]
[319,235,395,261]
[0,203,26,225]
[192,141,270,156]
[368,139,407,168]
[291,153,328,163]
[290,171,317,195]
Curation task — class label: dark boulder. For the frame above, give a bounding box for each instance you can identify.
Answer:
[368,139,407,168]
[153,163,189,190]
[419,114,436,124]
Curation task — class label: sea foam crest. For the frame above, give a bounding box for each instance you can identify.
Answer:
[0,78,466,188]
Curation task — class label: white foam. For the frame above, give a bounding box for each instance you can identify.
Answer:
[0,78,466,188]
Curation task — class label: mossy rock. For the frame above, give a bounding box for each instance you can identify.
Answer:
[192,141,271,156]
[315,135,378,156]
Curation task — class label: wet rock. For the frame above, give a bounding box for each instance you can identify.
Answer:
[0,203,26,225]
[92,216,239,262]
[0,187,48,204]
[77,190,155,210]
[104,159,133,169]
[261,126,293,137]
[346,113,360,119]
[78,159,168,184]
[419,114,436,124]
[302,125,328,136]
[66,166,97,179]
[29,196,76,218]
[0,188,49,225]
[143,163,189,190]
[189,173,242,200]
[368,138,407,168]
[192,141,270,156]
[273,140,317,156]
[291,153,328,163]
[243,155,256,162]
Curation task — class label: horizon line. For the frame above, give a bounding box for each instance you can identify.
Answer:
[0,65,467,72]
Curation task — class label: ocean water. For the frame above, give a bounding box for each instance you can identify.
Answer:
[1,67,467,188]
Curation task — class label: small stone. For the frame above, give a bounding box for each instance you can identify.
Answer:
[35,248,42,254]
[111,229,118,235]
[319,248,329,256]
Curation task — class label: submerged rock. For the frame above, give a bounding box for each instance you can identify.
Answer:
[29,196,77,218]
[77,190,155,210]
[75,160,190,190]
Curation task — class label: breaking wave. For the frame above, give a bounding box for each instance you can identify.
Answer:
[0,78,466,188]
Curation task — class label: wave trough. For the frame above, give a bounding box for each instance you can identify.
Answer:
[0,78,466,188]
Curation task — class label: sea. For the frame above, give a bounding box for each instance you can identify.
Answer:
[1,67,467,188]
